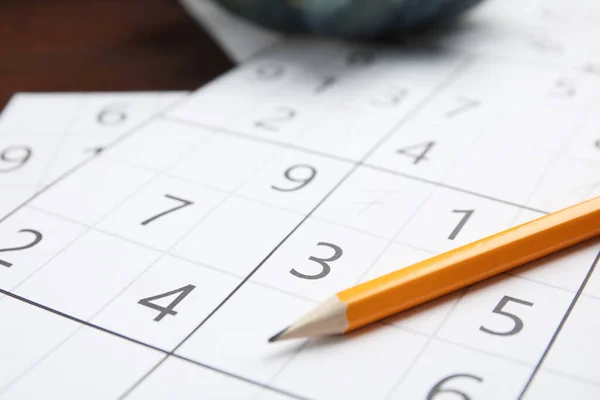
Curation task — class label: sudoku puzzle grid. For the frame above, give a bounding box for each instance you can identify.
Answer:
[2,2,600,398]
[0,92,186,217]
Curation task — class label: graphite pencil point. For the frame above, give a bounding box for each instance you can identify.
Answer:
[268,327,289,343]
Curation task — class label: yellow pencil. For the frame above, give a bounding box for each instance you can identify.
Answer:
[269,196,600,342]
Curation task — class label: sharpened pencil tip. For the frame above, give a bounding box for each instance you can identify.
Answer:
[268,327,289,343]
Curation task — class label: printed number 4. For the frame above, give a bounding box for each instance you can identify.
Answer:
[397,142,435,164]
[480,295,533,336]
[138,284,196,322]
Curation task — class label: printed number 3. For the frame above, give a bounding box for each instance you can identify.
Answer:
[480,295,533,336]
[290,242,343,280]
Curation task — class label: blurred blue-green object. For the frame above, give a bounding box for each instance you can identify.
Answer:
[215,0,484,38]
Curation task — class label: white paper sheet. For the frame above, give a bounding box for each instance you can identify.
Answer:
[0,92,187,218]
[1,0,600,398]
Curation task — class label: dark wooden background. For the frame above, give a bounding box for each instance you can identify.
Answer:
[0,0,234,111]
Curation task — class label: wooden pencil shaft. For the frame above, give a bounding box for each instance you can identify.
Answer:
[339,196,600,332]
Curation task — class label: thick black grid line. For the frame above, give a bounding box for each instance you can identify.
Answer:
[117,52,473,399]
[517,248,600,399]
[163,115,549,215]
[117,164,362,400]
[0,288,308,400]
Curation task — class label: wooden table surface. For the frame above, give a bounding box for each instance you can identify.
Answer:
[0,0,234,111]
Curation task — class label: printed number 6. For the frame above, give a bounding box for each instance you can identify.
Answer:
[479,295,533,336]
[290,242,343,280]
[427,373,483,400]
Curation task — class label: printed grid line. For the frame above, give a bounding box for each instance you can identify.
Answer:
[0,290,306,400]
[517,248,600,399]
[16,202,598,336]
[31,97,85,192]
[164,115,551,216]
[118,51,474,398]
[0,33,294,226]
[0,42,598,399]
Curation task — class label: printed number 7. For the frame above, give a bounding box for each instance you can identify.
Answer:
[448,210,474,240]
[141,194,193,226]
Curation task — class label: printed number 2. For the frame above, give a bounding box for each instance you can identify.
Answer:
[0,229,43,268]
[480,295,534,336]
[138,284,196,322]
[290,242,343,280]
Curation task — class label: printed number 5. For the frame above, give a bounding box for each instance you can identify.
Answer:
[479,295,533,336]
[290,242,343,280]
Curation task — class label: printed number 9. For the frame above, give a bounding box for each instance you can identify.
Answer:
[97,103,127,126]
[272,165,317,192]
[0,146,32,173]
